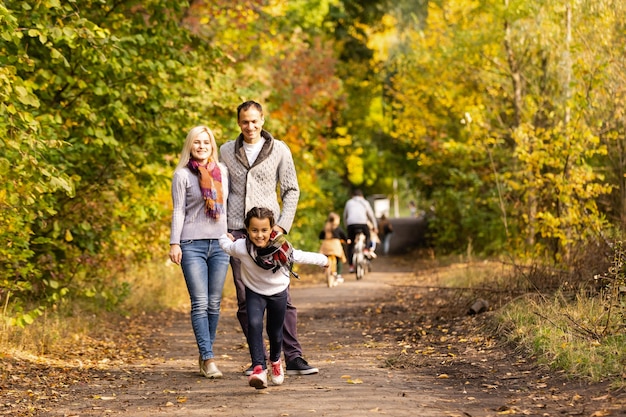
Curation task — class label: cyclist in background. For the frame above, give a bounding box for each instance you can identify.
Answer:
[343,189,378,273]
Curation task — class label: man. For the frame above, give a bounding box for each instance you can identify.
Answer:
[377,213,393,255]
[343,189,378,272]
[219,100,318,376]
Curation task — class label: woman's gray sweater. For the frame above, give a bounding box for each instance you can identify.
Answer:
[169,163,229,244]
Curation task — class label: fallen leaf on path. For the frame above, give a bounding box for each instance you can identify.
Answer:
[496,405,517,414]
[591,394,610,401]
[346,378,363,384]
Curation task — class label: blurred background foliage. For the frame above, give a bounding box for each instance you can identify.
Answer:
[2,0,626,327]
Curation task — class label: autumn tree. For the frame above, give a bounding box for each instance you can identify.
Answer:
[183,0,347,247]
[578,0,626,229]
[386,0,613,258]
[0,0,229,325]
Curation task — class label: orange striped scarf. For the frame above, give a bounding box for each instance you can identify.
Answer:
[187,160,224,220]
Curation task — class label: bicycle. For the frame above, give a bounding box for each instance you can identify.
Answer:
[325,254,338,287]
[352,232,368,280]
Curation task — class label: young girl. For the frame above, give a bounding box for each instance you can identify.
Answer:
[318,212,348,284]
[219,207,328,389]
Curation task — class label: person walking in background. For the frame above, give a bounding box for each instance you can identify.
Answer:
[343,189,378,273]
[409,200,417,217]
[169,125,230,379]
[378,213,393,255]
[219,100,319,376]
[318,212,348,284]
[219,207,328,389]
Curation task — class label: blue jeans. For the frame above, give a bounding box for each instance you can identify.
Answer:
[382,233,392,255]
[180,239,230,360]
[246,286,288,368]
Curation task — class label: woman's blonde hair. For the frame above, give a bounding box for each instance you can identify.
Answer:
[175,125,219,171]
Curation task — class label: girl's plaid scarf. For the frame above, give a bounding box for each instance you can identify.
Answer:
[187,159,224,220]
[247,231,299,279]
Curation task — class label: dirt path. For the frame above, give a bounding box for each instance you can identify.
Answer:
[4,256,625,416]
[44,268,449,417]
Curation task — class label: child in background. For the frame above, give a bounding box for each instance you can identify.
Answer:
[219,207,328,389]
[318,212,348,284]
[366,220,379,259]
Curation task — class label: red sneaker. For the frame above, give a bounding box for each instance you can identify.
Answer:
[248,365,268,389]
[270,360,284,385]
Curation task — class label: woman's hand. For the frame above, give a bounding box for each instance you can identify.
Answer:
[169,244,182,265]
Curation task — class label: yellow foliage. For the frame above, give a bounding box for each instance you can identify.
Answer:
[346,153,364,186]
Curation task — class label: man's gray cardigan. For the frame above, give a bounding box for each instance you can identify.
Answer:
[219,130,300,233]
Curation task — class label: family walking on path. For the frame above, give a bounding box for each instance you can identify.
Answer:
[169,100,325,390]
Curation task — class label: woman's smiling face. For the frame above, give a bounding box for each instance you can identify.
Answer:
[190,131,213,165]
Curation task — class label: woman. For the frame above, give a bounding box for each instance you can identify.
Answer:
[169,125,230,378]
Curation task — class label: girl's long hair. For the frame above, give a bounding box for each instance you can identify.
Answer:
[324,212,340,239]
